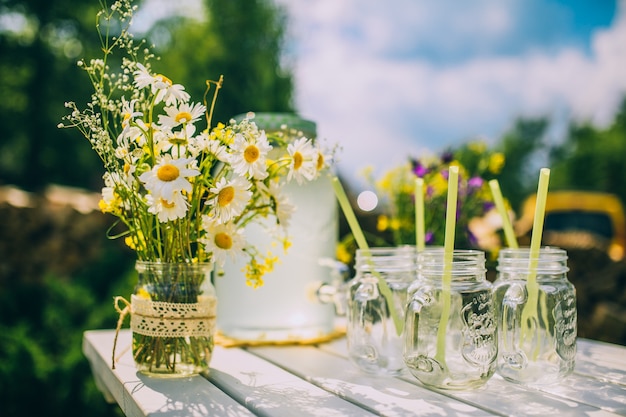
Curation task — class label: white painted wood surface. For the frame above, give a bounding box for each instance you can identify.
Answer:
[84,329,626,416]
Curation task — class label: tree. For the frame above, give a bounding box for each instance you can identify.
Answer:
[550,98,626,205]
[151,0,294,125]
[494,118,549,212]
[0,0,104,190]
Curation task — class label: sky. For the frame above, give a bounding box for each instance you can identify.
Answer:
[139,0,626,188]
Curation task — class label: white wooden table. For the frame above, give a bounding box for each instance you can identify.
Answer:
[83,328,626,416]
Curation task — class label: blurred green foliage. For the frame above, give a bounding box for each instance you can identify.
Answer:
[492,100,626,213]
[550,99,626,204]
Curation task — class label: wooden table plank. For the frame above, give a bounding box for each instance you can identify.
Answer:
[207,346,376,416]
[427,374,621,417]
[577,339,626,368]
[575,339,626,385]
[529,373,626,414]
[85,329,626,417]
[83,329,255,417]
[319,337,624,416]
[249,345,493,416]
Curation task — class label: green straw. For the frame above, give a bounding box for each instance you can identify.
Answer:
[415,178,425,252]
[435,165,458,365]
[528,168,550,282]
[520,168,550,351]
[488,179,519,248]
[331,177,403,336]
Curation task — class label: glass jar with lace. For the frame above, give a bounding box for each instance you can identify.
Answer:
[126,261,217,377]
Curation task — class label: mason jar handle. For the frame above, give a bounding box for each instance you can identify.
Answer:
[500,283,529,370]
[350,279,382,330]
[403,290,430,356]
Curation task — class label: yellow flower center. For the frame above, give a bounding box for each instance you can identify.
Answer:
[217,186,235,207]
[169,135,188,146]
[244,145,260,163]
[156,74,172,86]
[156,163,180,182]
[175,111,193,123]
[161,198,175,208]
[215,232,233,250]
[123,113,131,122]
[124,162,131,174]
[293,152,303,170]
[316,153,324,171]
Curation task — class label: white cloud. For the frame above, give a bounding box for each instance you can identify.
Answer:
[133,0,205,33]
[276,0,626,187]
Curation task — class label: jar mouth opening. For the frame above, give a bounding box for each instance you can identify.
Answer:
[355,247,417,268]
[417,249,487,275]
[496,246,569,273]
[498,246,567,257]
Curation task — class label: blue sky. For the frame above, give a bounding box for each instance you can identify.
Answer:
[271,0,626,187]
[139,0,626,188]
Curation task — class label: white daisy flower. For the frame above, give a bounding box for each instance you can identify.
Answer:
[287,137,318,184]
[132,63,190,105]
[117,118,153,149]
[138,155,200,201]
[158,102,206,129]
[200,217,246,267]
[101,184,116,206]
[120,97,142,129]
[191,132,230,162]
[269,180,295,229]
[133,63,155,90]
[156,124,196,158]
[230,131,272,180]
[154,74,190,106]
[146,191,189,223]
[208,176,252,223]
[102,172,131,210]
[315,145,333,174]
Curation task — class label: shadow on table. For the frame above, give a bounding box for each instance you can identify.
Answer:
[134,371,253,417]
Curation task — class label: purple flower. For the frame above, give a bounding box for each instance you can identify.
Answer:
[441,151,454,164]
[412,161,428,177]
[425,231,434,244]
[468,176,483,188]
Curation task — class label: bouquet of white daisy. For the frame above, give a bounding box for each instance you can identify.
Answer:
[60,0,332,376]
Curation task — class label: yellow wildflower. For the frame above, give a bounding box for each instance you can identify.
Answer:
[377,214,390,231]
[468,141,487,154]
[244,258,265,288]
[336,243,353,265]
[489,152,505,174]
[136,287,151,299]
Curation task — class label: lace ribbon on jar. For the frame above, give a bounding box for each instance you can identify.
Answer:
[111,295,217,369]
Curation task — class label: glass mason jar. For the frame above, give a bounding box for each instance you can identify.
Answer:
[493,247,577,385]
[347,247,417,375]
[404,250,497,389]
[131,261,217,377]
